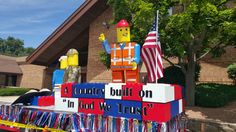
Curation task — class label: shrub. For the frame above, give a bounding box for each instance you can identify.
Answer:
[0,88,30,96]
[227,63,236,85]
[158,66,185,86]
[195,83,236,107]
[158,63,200,86]
[99,51,111,69]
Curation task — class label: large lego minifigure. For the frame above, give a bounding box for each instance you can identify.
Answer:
[52,56,67,89]
[99,19,140,83]
[63,49,81,83]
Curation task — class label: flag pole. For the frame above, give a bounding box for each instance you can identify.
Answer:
[155,10,159,84]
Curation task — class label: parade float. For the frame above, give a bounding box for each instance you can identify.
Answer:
[0,16,186,132]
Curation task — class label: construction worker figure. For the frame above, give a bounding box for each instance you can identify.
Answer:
[99,19,140,83]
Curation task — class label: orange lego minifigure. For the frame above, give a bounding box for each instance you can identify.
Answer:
[99,20,140,83]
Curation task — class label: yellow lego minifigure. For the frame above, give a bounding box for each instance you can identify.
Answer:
[67,49,79,66]
[63,49,81,83]
[99,20,141,83]
[116,20,131,43]
[59,56,68,69]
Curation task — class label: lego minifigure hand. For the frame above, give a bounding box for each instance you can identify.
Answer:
[132,62,137,70]
[98,33,105,42]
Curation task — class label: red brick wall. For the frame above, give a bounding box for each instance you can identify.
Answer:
[19,64,45,89]
[199,46,236,84]
[42,67,54,90]
[87,8,114,82]
[157,47,236,84]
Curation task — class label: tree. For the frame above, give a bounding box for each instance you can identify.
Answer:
[0,36,35,56]
[23,47,35,56]
[4,36,24,56]
[107,0,236,106]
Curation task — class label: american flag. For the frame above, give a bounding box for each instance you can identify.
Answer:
[141,14,163,82]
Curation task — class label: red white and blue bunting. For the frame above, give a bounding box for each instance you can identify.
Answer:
[0,104,187,132]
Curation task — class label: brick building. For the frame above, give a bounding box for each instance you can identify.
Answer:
[0,55,45,89]
[26,0,235,89]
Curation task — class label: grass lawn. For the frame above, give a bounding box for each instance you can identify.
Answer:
[0,87,30,96]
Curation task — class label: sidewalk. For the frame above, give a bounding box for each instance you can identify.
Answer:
[186,101,236,123]
[0,96,19,103]
[186,101,236,131]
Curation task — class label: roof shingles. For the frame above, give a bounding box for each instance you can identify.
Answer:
[0,55,23,74]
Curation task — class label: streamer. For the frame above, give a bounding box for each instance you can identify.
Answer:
[93,114,98,131]
[112,117,116,132]
[72,113,79,131]
[89,114,94,130]
[116,117,121,132]
[0,104,185,132]
[98,115,102,131]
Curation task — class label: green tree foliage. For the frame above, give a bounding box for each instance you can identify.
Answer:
[23,47,35,56]
[227,63,236,85]
[107,0,236,106]
[99,51,111,69]
[0,36,35,56]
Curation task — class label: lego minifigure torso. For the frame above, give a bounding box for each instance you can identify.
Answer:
[110,42,136,70]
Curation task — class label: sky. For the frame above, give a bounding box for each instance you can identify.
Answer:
[0,0,85,48]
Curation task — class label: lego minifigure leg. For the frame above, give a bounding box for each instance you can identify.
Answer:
[126,68,139,83]
[112,70,125,83]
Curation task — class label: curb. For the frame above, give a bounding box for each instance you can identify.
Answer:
[187,117,236,132]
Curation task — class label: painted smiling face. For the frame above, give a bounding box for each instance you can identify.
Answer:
[116,19,130,43]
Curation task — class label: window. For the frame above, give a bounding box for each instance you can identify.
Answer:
[0,74,6,87]
[0,73,17,87]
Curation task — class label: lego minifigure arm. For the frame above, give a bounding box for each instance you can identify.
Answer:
[99,33,111,54]
[102,39,111,54]
[133,43,140,64]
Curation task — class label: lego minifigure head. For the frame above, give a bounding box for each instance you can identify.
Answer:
[59,56,68,69]
[66,49,79,66]
[116,19,130,43]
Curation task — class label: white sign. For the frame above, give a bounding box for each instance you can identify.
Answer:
[179,99,183,113]
[54,88,78,112]
[142,83,175,103]
[105,83,125,100]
